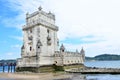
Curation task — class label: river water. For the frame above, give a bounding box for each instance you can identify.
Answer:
[0,66,15,73]
[85,60,120,68]
[61,60,120,80]
[81,60,120,80]
[61,61,120,80]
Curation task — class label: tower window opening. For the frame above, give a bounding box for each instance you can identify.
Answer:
[38,46,40,48]
[47,29,49,33]
[30,47,32,51]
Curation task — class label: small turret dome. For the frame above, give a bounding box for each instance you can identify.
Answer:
[38,6,42,11]
[80,47,85,54]
[60,44,65,52]
[37,40,42,46]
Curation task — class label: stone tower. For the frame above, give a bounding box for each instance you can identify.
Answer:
[18,6,59,67]
[17,7,85,72]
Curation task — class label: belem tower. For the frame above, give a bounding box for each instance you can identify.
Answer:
[16,6,85,72]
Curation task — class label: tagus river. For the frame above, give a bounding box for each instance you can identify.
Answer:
[61,60,120,80]
[80,60,120,80]
[62,61,120,80]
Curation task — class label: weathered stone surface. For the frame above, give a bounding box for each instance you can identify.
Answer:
[17,6,85,72]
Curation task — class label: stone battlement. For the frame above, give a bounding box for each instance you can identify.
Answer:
[22,17,58,30]
[26,10,55,20]
[54,48,85,66]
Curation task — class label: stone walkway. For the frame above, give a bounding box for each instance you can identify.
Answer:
[65,67,120,74]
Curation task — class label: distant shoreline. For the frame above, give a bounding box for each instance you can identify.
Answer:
[86,54,120,61]
[85,60,120,61]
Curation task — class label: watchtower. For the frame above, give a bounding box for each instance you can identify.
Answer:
[20,6,59,67]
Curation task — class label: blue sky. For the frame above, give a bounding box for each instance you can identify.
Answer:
[0,0,120,59]
[0,1,24,59]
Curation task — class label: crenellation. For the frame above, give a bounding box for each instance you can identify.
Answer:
[26,10,55,24]
[23,18,58,31]
[26,11,39,19]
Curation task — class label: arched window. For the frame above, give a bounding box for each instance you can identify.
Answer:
[30,47,32,51]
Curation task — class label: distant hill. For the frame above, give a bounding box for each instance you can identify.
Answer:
[85,54,120,61]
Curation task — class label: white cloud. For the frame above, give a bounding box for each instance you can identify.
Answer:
[11,44,21,49]
[11,36,23,41]
[6,52,14,56]
[5,0,120,56]
[3,52,20,59]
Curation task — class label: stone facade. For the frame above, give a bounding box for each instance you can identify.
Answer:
[17,6,85,70]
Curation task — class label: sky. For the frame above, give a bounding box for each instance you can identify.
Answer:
[0,0,120,59]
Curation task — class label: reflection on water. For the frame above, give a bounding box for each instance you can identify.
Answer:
[54,74,120,80]
[71,74,86,80]
[0,66,15,73]
[54,74,86,80]
[86,74,120,80]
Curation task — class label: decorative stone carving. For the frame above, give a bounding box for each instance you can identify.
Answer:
[60,44,65,52]
[37,27,40,37]
[38,6,42,11]
[47,35,51,45]
[47,29,52,45]
[28,36,33,41]
[57,38,59,46]
[36,40,42,56]
[23,17,58,31]
[80,47,85,54]
[37,40,42,47]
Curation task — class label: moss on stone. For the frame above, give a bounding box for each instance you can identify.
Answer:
[52,64,64,71]
[64,64,85,70]
[16,64,84,73]
[16,67,38,72]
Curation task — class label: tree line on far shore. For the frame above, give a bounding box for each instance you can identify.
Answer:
[86,54,120,61]
[0,59,16,65]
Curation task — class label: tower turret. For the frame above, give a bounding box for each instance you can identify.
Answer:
[60,44,65,52]
[80,47,85,62]
[80,47,85,54]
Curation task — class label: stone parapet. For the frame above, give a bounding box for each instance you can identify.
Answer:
[26,10,55,20]
[23,18,58,30]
